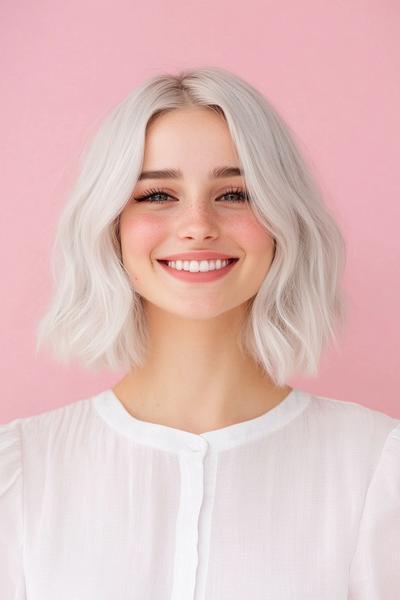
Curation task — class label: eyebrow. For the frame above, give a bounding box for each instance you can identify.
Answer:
[137,166,243,181]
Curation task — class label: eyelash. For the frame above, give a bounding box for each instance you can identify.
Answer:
[134,186,249,204]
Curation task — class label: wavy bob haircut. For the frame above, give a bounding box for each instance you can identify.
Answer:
[35,65,347,387]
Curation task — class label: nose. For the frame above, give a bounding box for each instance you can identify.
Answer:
[175,202,220,241]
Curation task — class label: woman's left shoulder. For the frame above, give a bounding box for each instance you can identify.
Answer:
[304,390,400,449]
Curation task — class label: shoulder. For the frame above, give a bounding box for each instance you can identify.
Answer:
[306,390,399,432]
[0,392,99,466]
[0,418,23,494]
[303,390,400,461]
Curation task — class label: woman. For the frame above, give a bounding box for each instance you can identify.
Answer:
[1,66,399,599]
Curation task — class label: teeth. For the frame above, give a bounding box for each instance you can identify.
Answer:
[166,259,231,272]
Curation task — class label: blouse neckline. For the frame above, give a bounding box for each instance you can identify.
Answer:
[92,387,312,454]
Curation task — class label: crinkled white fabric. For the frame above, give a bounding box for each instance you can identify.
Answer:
[1,387,399,599]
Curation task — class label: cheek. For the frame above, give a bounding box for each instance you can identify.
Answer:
[230,214,274,255]
[120,213,167,257]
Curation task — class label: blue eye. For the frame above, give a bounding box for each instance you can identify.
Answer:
[134,187,249,204]
[220,189,249,203]
[135,190,171,203]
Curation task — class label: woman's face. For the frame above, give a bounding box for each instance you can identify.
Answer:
[119,107,275,320]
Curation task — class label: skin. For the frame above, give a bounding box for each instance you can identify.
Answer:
[112,106,292,434]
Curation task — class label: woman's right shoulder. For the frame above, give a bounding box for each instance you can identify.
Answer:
[0,394,97,472]
[1,394,94,430]
[0,417,23,493]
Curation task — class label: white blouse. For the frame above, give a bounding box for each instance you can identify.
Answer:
[1,387,399,599]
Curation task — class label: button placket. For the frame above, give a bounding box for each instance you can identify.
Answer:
[170,440,208,600]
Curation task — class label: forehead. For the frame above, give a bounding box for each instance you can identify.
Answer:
[142,108,240,169]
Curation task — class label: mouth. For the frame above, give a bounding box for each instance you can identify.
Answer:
[156,257,240,282]
[157,258,239,266]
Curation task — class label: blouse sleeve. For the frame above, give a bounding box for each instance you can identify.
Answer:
[0,419,26,599]
[348,422,400,599]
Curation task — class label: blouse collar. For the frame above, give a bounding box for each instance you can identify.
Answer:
[92,387,311,454]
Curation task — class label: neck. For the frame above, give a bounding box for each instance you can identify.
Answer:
[112,302,292,434]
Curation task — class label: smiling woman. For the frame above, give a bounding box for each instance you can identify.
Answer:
[115,106,279,344]
[34,67,347,387]
[2,66,399,599]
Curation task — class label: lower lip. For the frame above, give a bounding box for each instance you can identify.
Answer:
[157,259,239,282]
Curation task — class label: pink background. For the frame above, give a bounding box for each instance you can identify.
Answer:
[1,1,399,422]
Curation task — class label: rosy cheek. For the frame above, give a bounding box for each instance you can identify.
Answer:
[121,213,167,252]
[230,214,273,252]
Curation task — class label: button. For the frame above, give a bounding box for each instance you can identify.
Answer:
[187,437,208,453]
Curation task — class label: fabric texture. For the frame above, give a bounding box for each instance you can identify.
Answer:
[0,387,399,599]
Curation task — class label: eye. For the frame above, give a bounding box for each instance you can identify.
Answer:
[134,188,172,203]
[133,187,249,204]
[219,188,249,203]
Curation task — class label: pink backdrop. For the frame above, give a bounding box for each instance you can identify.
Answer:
[1,1,399,422]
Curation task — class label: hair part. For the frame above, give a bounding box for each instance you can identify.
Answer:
[35,65,347,387]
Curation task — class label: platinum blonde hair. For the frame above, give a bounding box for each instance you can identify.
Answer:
[35,66,347,387]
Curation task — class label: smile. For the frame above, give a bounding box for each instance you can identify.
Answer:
[156,258,239,283]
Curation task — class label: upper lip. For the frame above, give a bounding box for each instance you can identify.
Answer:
[157,252,239,261]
